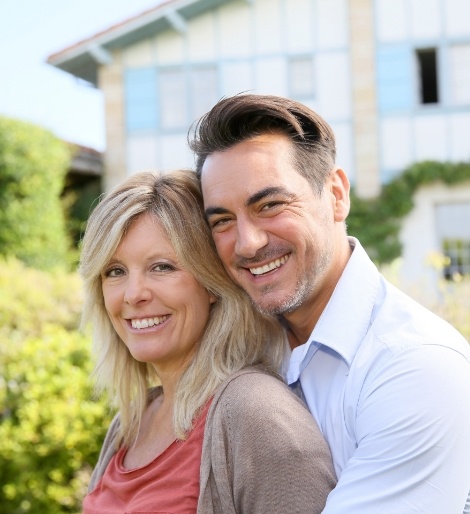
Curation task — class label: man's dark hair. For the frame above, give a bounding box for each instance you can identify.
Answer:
[188,93,336,194]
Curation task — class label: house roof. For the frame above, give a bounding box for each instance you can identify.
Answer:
[69,144,103,176]
[47,0,230,86]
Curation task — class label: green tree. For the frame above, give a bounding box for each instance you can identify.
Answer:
[0,117,71,270]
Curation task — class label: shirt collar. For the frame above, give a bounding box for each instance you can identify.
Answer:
[287,237,380,383]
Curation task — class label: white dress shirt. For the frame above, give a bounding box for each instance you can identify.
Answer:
[287,238,470,513]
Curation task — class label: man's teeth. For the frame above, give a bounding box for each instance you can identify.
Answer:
[131,315,169,329]
[249,255,289,276]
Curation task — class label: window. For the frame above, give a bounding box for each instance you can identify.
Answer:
[289,57,315,98]
[442,239,470,279]
[156,65,219,130]
[159,68,188,130]
[190,66,219,121]
[436,202,470,279]
[416,48,439,104]
[125,65,219,133]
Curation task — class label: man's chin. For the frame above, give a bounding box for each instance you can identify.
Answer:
[248,294,293,317]
[248,288,306,317]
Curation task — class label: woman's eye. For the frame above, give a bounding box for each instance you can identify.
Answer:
[153,263,174,272]
[105,267,125,278]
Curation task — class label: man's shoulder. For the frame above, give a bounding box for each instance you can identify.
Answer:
[371,280,470,358]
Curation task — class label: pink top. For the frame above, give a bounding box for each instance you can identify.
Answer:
[83,401,210,514]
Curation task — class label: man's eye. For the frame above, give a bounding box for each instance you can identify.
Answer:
[210,217,231,229]
[261,201,282,210]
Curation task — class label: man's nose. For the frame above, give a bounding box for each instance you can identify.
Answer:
[234,218,268,258]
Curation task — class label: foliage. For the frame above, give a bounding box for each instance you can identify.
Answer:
[62,143,102,258]
[434,277,470,342]
[63,178,101,252]
[0,116,72,270]
[0,257,82,338]
[0,259,111,514]
[0,328,110,513]
[381,257,470,343]
[347,161,470,264]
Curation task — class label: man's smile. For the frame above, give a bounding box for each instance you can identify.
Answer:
[247,254,290,276]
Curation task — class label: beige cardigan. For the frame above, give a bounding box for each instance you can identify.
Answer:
[87,368,336,513]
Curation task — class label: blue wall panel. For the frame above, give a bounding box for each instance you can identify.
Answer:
[377,45,414,112]
[125,68,158,132]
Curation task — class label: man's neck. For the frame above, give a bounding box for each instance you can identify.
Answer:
[283,236,353,349]
[283,301,326,349]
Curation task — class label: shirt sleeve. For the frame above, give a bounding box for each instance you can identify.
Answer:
[322,345,470,513]
[201,371,336,514]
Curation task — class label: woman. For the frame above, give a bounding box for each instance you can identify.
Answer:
[79,169,335,513]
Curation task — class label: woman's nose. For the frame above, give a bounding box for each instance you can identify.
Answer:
[124,273,152,305]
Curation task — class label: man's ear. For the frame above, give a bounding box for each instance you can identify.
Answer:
[330,167,350,222]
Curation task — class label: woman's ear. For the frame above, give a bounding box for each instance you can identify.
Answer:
[330,167,350,222]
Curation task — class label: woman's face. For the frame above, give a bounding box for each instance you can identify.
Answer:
[101,213,214,376]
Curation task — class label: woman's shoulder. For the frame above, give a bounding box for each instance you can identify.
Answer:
[204,367,335,485]
[217,365,288,392]
[212,367,306,418]
[87,412,121,493]
[88,386,163,493]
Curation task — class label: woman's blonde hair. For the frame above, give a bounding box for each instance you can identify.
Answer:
[79,169,285,444]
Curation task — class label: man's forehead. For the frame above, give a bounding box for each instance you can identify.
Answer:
[201,165,283,202]
[202,136,292,178]
[199,134,300,210]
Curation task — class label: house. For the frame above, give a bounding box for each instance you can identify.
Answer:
[48,0,470,295]
[67,144,102,187]
[64,144,103,246]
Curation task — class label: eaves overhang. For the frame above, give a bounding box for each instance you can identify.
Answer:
[47,0,230,86]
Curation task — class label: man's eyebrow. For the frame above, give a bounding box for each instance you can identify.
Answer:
[204,206,230,218]
[204,186,294,218]
[246,186,294,207]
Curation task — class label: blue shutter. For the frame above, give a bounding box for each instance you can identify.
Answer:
[124,68,158,132]
[377,45,413,112]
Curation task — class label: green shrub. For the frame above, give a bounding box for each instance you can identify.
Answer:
[0,259,111,513]
[0,257,82,338]
[0,116,71,270]
[0,326,111,514]
[63,177,101,254]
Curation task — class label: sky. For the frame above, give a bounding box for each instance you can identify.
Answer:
[0,0,165,151]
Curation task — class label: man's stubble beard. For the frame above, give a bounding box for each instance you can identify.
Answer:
[250,244,332,317]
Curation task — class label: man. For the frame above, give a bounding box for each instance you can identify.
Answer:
[189,94,470,513]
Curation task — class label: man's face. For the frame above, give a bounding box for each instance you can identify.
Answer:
[200,133,349,321]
